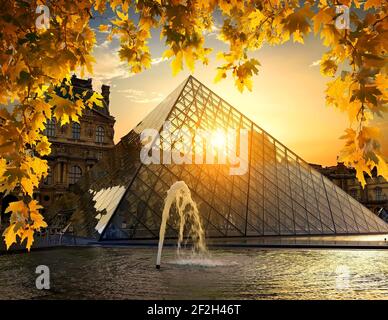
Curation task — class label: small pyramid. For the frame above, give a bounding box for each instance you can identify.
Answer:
[69,76,388,240]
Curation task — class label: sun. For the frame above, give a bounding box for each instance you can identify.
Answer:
[210,130,226,149]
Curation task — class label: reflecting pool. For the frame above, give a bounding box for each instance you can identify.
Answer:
[0,247,387,299]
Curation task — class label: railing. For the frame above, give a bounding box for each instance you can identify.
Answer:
[36,226,77,247]
[366,194,387,204]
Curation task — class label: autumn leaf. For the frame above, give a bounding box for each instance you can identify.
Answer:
[2,224,17,250]
[218,0,243,15]
[50,94,83,125]
[364,0,382,9]
[376,155,388,181]
[36,136,51,156]
[184,49,195,72]
[0,159,6,178]
[282,4,314,42]
[99,24,110,32]
[312,7,334,35]
[214,68,227,83]
[233,58,260,92]
[86,92,104,108]
[375,73,388,100]
[171,51,183,76]
[354,160,370,188]
[20,228,34,252]
[29,200,47,229]
[94,0,107,13]
[320,55,337,77]
[20,177,34,197]
[5,200,28,219]
[3,199,47,250]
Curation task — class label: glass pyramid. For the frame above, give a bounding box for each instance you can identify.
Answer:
[69,76,388,241]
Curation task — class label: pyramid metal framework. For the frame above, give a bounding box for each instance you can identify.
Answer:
[70,76,388,241]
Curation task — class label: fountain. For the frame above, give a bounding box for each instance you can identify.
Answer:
[156,181,207,269]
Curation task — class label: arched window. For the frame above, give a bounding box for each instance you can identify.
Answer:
[45,118,56,137]
[375,187,383,201]
[68,165,82,184]
[96,126,105,143]
[44,167,53,185]
[72,122,81,140]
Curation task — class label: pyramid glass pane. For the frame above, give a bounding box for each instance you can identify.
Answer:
[68,76,388,241]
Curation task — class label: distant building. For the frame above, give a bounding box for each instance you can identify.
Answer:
[36,75,115,210]
[311,162,388,220]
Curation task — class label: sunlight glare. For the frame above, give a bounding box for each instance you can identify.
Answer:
[211,130,226,149]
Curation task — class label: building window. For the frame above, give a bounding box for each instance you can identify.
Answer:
[44,167,52,185]
[96,126,105,143]
[97,151,103,160]
[375,187,383,201]
[45,118,56,137]
[68,165,82,185]
[72,122,81,140]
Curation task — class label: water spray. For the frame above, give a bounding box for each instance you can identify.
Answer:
[156,181,207,269]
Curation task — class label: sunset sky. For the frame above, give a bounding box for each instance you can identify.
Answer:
[86,21,387,167]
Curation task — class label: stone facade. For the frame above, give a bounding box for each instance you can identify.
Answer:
[310,162,388,216]
[37,75,115,211]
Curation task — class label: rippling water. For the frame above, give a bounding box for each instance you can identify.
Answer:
[0,247,387,299]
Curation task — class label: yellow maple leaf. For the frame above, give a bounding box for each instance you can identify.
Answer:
[29,200,47,229]
[20,228,34,252]
[376,155,388,180]
[86,92,104,108]
[28,199,43,212]
[171,51,183,76]
[99,24,110,32]
[283,4,313,41]
[248,9,265,29]
[375,73,388,100]
[3,199,47,251]
[0,158,6,177]
[214,68,227,83]
[312,7,334,35]
[117,10,128,21]
[364,0,382,9]
[184,49,195,72]
[326,74,358,123]
[36,136,51,156]
[4,200,28,246]
[50,94,83,125]
[320,54,337,77]
[21,177,34,196]
[2,223,17,250]
[31,98,52,119]
[354,160,371,188]
[357,126,380,149]
[162,49,174,60]
[218,0,242,15]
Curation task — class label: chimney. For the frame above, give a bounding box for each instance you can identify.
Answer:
[71,74,93,90]
[101,84,110,110]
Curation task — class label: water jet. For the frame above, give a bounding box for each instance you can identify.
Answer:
[156,181,207,269]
